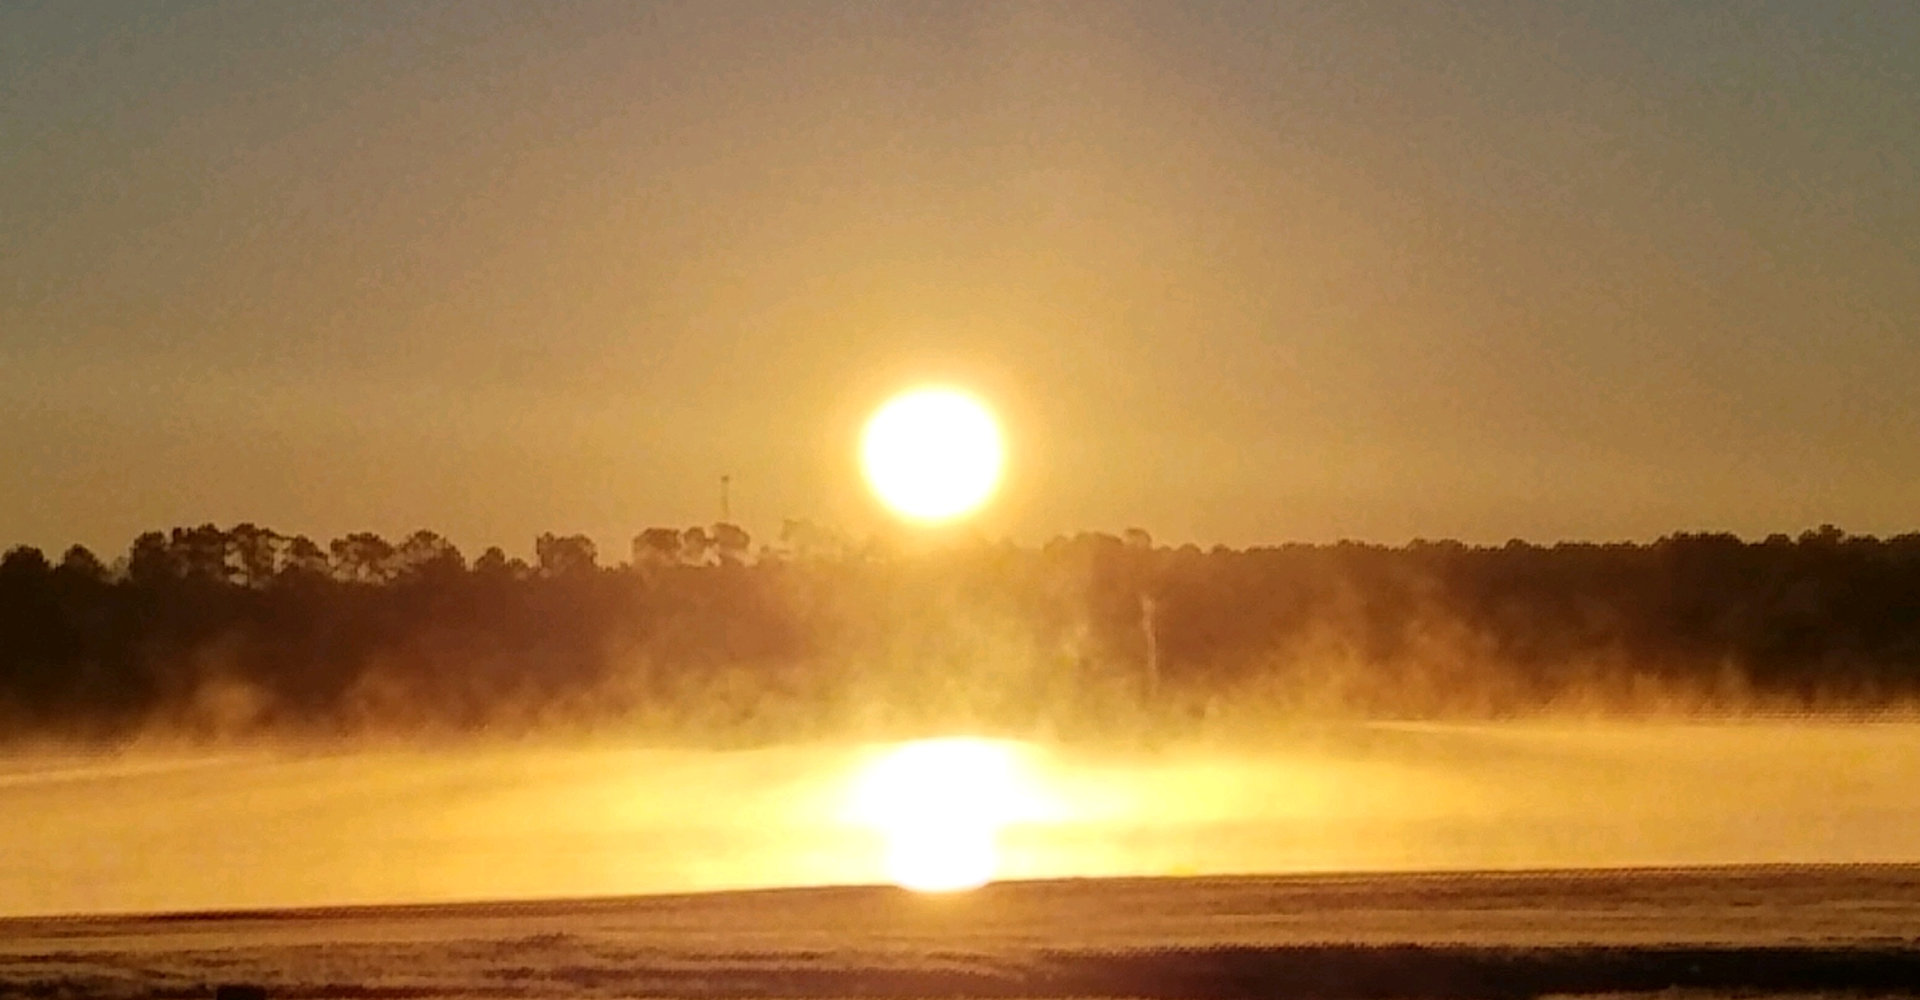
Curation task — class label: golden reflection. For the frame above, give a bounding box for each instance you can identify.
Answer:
[844,738,1055,892]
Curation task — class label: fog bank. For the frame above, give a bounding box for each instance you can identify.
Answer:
[5,720,1916,917]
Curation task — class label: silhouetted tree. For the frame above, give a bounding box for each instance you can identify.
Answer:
[227,522,282,586]
[127,531,174,586]
[396,529,464,581]
[778,518,848,563]
[330,532,396,584]
[57,545,106,582]
[281,535,329,579]
[711,523,751,565]
[170,524,229,583]
[2,521,1919,745]
[680,527,713,566]
[473,545,516,578]
[535,533,597,577]
[0,545,50,581]
[633,528,682,568]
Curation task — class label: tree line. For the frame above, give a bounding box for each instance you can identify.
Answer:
[1,522,1917,745]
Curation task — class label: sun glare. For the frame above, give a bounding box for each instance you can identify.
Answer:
[845,738,1052,893]
[860,387,1004,523]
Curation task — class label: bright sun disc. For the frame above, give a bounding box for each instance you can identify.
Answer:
[846,738,1053,892]
[860,387,1004,523]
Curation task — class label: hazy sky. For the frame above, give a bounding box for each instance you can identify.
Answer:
[4,1,1917,556]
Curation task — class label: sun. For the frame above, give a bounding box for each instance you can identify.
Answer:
[860,387,1004,523]
[844,738,1052,893]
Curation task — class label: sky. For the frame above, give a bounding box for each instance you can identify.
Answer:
[3,0,1917,558]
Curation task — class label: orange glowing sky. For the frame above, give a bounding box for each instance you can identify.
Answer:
[3,2,1917,556]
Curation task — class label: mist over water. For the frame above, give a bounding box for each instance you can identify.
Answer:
[9,527,1920,918]
[5,720,1917,918]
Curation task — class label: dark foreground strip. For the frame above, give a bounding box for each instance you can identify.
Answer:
[705,945,1920,998]
[8,945,1920,1000]
[1040,945,1920,999]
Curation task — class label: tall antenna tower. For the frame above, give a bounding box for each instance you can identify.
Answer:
[719,474,732,524]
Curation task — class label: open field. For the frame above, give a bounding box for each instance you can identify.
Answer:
[3,867,1920,999]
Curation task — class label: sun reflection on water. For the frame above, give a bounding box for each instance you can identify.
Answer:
[841,737,1062,892]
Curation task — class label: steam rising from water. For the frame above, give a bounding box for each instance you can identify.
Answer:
[3,721,1917,917]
